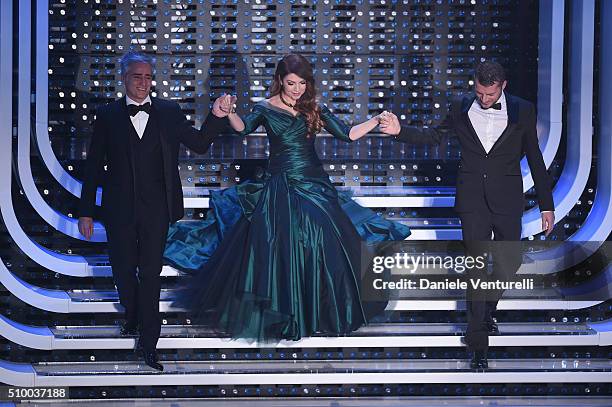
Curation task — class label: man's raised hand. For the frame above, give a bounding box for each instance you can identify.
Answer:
[378,111,401,136]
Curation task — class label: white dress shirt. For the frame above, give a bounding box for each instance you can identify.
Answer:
[468,92,508,154]
[126,95,151,139]
[468,93,553,216]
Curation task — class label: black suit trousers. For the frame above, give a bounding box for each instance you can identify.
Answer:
[460,210,522,353]
[105,199,169,351]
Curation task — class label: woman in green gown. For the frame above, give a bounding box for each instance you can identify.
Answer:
[166,54,410,341]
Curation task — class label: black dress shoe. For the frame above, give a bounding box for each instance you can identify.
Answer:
[119,322,138,336]
[487,320,499,334]
[470,351,488,370]
[142,349,164,371]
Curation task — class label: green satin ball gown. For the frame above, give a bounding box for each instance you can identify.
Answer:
[165,100,411,341]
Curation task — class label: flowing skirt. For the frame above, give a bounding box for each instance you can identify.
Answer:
[165,166,411,342]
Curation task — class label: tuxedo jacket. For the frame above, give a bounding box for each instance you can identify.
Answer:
[394,93,554,216]
[79,96,227,225]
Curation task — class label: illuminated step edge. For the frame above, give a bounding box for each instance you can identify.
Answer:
[183,196,455,209]
[1,358,610,387]
[1,315,610,351]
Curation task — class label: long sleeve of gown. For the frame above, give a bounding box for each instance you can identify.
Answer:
[234,104,266,136]
[320,104,352,142]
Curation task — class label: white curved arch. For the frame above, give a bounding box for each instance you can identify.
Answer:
[34,0,102,204]
[0,260,71,313]
[0,314,55,350]
[523,0,612,271]
[0,360,36,387]
[569,0,612,243]
[522,0,594,237]
[0,257,117,313]
[0,2,95,277]
[521,0,564,192]
[17,1,106,241]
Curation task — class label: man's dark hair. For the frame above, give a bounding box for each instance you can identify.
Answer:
[475,61,506,86]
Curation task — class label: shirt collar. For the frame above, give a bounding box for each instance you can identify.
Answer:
[497,92,507,110]
[126,94,151,106]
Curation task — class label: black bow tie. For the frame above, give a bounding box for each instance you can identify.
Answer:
[485,102,502,111]
[128,102,151,117]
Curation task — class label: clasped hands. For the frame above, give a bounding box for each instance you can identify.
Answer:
[212,94,238,118]
[376,111,401,136]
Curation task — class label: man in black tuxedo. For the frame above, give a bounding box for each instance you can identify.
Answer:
[78,51,228,371]
[379,61,555,369]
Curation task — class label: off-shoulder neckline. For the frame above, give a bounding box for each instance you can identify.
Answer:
[259,99,300,118]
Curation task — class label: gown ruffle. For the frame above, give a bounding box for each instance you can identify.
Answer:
[164,101,411,342]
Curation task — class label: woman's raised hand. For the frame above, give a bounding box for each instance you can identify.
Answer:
[212,94,238,117]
